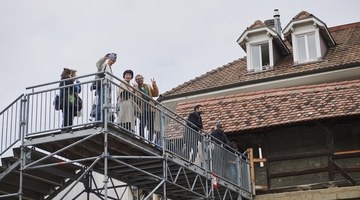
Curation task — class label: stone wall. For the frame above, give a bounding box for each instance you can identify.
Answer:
[254,185,360,200]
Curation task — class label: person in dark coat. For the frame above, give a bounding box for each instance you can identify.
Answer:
[59,68,81,132]
[186,105,203,132]
[183,104,203,162]
[210,122,231,147]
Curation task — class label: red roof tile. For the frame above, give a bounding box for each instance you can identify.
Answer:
[175,80,360,133]
[161,22,360,98]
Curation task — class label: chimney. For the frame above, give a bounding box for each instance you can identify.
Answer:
[274,9,282,38]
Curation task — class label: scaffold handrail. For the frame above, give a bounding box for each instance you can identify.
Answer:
[0,72,252,199]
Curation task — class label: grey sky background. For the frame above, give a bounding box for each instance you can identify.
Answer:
[1,1,359,111]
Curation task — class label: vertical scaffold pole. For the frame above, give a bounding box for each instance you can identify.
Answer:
[103,79,110,199]
[160,111,167,199]
[19,96,28,200]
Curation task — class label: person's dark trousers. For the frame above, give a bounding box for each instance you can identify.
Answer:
[96,85,112,126]
[62,105,74,131]
[139,110,155,141]
[96,87,104,122]
[183,128,199,162]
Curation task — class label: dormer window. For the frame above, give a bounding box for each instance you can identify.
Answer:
[290,27,322,64]
[283,11,336,64]
[237,19,290,73]
[250,42,270,71]
[295,32,317,62]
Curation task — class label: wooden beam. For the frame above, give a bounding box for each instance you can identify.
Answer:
[269,167,328,179]
[264,130,271,190]
[266,165,360,180]
[266,150,328,162]
[330,159,356,185]
[334,149,360,156]
[254,185,268,190]
[337,166,360,173]
[253,158,266,163]
[315,120,335,181]
[249,148,256,195]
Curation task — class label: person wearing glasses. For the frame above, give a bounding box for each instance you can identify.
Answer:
[95,53,116,124]
[133,74,159,142]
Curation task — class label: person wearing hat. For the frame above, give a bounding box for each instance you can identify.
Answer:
[210,122,231,147]
[95,53,117,122]
[117,69,138,132]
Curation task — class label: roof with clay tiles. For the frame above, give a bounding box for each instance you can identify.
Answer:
[160,21,360,99]
[174,80,360,134]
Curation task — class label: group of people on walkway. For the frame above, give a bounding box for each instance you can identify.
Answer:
[185,104,245,182]
[116,69,159,142]
[58,53,159,142]
[57,52,245,184]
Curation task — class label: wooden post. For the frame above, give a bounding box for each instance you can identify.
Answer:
[264,131,271,190]
[249,148,256,195]
[315,120,335,181]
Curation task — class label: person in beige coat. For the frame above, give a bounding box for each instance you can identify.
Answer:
[117,70,138,132]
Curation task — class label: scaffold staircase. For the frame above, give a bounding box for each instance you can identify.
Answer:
[0,73,252,200]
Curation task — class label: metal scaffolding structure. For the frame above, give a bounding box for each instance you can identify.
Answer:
[0,73,252,200]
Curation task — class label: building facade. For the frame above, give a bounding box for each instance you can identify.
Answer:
[159,10,360,199]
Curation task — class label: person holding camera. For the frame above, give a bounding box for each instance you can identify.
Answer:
[95,53,117,123]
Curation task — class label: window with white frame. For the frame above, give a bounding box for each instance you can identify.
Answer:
[295,32,317,63]
[250,43,270,71]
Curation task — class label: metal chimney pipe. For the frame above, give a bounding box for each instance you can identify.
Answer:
[274,9,282,38]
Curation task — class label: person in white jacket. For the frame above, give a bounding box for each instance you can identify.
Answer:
[95,53,117,123]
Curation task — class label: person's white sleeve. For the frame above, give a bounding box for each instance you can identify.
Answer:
[96,57,107,71]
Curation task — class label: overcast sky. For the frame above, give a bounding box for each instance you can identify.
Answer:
[1,1,359,111]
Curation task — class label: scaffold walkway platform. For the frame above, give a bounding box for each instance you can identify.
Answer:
[0,73,252,200]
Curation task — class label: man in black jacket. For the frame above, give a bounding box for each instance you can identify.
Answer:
[183,105,203,162]
[211,122,231,147]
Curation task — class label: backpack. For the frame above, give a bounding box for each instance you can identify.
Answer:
[53,95,62,111]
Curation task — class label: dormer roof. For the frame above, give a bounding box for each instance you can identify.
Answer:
[237,20,290,56]
[283,11,336,47]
